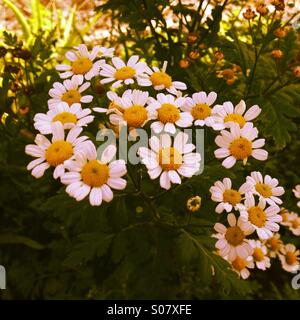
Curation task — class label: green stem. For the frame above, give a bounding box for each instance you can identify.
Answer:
[127,164,160,220]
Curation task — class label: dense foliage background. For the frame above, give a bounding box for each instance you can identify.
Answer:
[0,0,300,299]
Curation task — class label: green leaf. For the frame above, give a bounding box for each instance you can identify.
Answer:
[30,0,42,33]
[0,233,45,250]
[64,232,114,266]
[259,86,300,149]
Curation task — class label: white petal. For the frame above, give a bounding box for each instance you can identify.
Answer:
[107,177,127,190]
[100,145,117,163]
[101,184,114,202]
[160,171,171,190]
[109,160,127,177]
[89,187,103,206]
[222,156,236,168]
[168,170,181,184]
[51,122,65,141]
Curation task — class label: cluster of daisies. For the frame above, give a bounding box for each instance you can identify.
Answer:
[24,43,299,279]
[25,43,269,202]
[211,173,300,279]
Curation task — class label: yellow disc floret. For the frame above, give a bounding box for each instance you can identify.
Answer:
[286,251,298,265]
[81,160,109,187]
[72,57,93,75]
[45,141,73,166]
[150,71,172,88]
[53,112,77,125]
[157,103,180,124]
[253,248,264,261]
[255,183,272,198]
[224,113,246,127]
[232,256,247,271]
[248,206,266,228]
[267,236,281,251]
[61,89,81,106]
[114,66,136,80]
[225,226,245,246]
[191,104,211,120]
[123,105,148,128]
[229,137,252,160]
[223,189,242,206]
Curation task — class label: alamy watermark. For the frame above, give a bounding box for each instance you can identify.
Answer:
[291,266,300,290]
[0,265,6,290]
[95,127,205,175]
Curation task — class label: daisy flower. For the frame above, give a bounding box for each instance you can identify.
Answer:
[265,233,283,258]
[146,61,187,94]
[230,256,254,279]
[25,122,89,179]
[48,75,93,109]
[243,171,285,205]
[55,44,108,80]
[214,122,268,169]
[138,132,201,190]
[93,90,132,114]
[248,239,271,270]
[147,93,192,134]
[209,177,251,214]
[61,143,127,206]
[281,212,300,236]
[239,195,282,240]
[293,185,300,208]
[34,102,94,134]
[213,100,261,128]
[181,91,223,130]
[213,213,253,261]
[100,55,151,88]
[109,90,151,129]
[279,244,300,273]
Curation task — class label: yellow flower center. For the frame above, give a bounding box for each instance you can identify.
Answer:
[223,189,242,206]
[81,160,109,187]
[232,256,247,271]
[45,141,73,166]
[280,210,289,222]
[123,105,148,128]
[72,57,93,75]
[114,66,136,80]
[109,101,123,113]
[229,137,252,160]
[248,206,266,228]
[157,103,180,124]
[253,248,264,261]
[255,183,272,198]
[224,113,246,127]
[291,219,300,229]
[61,89,81,106]
[52,112,77,125]
[150,71,172,88]
[225,226,245,246]
[191,103,212,120]
[158,147,183,171]
[267,237,281,251]
[286,251,298,265]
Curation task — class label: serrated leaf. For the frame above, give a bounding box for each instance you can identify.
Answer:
[64,232,114,266]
